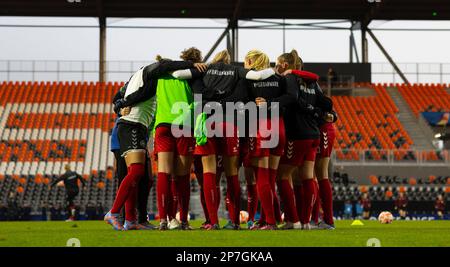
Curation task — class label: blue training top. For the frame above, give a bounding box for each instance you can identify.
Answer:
[110,116,151,153]
[110,118,120,152]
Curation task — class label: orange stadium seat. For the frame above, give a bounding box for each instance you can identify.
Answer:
[369,175,379,185]
[409,177,417,186]
[16,186,24,194]
[0,80,447,214]
[0,81,124,210]
[397,83,450,117]
[333,84,413,157]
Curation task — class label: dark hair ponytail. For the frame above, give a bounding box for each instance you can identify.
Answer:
[277,49,303,70]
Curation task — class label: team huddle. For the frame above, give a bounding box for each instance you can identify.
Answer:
[104,47,337,231]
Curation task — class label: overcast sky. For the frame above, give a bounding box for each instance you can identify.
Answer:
[1,17,450,82]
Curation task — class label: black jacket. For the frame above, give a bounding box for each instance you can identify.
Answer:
[192,62,250,103]
[51,171,85,193]
[112,60,195,112]
[284,73,333,140]
[247,74,294,116]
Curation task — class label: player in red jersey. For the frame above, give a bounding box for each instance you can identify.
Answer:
[242,50,292,230]
[105,59,197,231]
[277,50,333,230]
[311,97,338,229]
[152,49,207,230]
[360,193,371,219]
[191,50,276,230]
[434,194,445,220]
[394,191,408,220]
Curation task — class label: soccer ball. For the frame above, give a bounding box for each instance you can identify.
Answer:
[239,210,249,224]
[378,211,394,224]
[175,212,191,222]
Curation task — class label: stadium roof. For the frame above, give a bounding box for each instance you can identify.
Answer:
[1,0,449,21]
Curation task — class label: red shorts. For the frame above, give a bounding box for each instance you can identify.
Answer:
[317,122,336,159]
[194,122,239,156]
[248,117,286,158]
[280,139,320,166]
[154,125,195,156]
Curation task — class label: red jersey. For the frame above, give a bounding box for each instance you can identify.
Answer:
[360,198,371,209]
[395,197,408,209]
[435,199,445,211]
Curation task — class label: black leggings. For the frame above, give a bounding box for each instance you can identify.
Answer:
[66,190,79,214]
[113,150,152,223]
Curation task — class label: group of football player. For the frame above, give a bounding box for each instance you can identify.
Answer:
[104,47,337,231]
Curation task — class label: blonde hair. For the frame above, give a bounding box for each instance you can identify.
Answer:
[211,50,231,64]
[278,49,303,70]
[245,50,270,71]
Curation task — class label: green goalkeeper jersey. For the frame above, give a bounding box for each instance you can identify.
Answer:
[153,74,194,129]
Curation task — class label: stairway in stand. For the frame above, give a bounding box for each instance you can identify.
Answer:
[386,87,434,150]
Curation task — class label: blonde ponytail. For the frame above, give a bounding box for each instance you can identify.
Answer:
[212,50,231,64]
[290,49,303,70]
[245,50,270,71]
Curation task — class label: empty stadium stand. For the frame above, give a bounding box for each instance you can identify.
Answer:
[397,83,450,116]
[0,81,448,220]
[332,83,414,161]
[0,81,121,213]
[332,83,449,164]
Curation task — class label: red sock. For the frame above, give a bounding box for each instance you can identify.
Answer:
[195,162,209,222]
[169,178,178,220]
[156,172,170,221]
[294,184,303,220]
[301,179,317,224]
[199,185,210,222]
[319,179,334,225]
[147,160,154,190]
[216,185,221,210]
[125,186,138,221]
[279,179,299,223]
[203,172,219,225]
[269,169,282,223]
[256,167,276,225]
[311,181,320,224]
[276,180,288,222]
[111,163,144,214]
[176,175,190,223]
[167,179,173,220]
[247,183,257,221]
[259,206,266,224]
[226,175,241,225]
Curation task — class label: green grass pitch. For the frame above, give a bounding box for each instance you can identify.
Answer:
[0,220,449,247]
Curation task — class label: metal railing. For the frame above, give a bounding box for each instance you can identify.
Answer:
[318,75,355,96]
[1,60,450,84]
[372,62,450,84]
[0,60,150,82]
[332,149,450,165]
